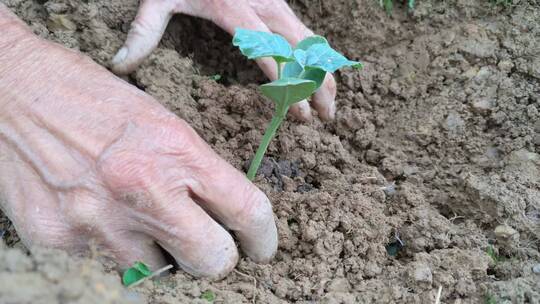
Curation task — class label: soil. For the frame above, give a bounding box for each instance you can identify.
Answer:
[1,0,539,303]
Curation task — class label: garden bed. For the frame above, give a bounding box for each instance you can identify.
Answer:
[1,0,539,303]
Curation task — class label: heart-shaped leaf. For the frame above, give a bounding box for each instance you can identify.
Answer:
[132,261,151,276]
[282,60,303,78]
[296,35,328,50]
[260,78,317,106]
[282,35,329,90]
[294,43,363,73]
[233,28,293,63]
[293,49,307,67]
[283,61,326,90]
[122,261,151,286]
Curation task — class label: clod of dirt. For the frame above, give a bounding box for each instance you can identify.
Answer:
[409,262,433,285]
[494,225,519,243]
[0,243,145,304]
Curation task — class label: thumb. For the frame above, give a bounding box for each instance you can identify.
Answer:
[111,1,174,74]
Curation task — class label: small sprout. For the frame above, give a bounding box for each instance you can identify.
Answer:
[233,28,363,180]
[210,74,222,81]
[122,262,173,287]
[122,261,151,287]
[380,0,393,14]
[200,290,216,302]
[484,293,498,304]
[379,0,415,15]
[486,244,506,264]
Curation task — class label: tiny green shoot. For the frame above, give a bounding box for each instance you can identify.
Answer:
[379,0,415,15]
[210,74,222,81]
[200,290,216,302]
[486,244,506,264]
[122,262,174,287]
[233,28,363,180]
[484,293,498,304]
[122,261,151,287]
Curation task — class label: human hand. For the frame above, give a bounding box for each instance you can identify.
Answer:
[111,0,338,121]
[0,11,277,278]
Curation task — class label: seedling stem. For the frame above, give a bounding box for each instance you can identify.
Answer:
[247,103,288,180]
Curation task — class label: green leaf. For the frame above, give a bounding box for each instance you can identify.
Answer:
[122,261,151,286]
[122,268,147,286]
[296,35,328,50]
[283,61,326,90]
[200,290,216,302]
[233,28,293,63]
[282,61,303,78]
[294,43,363,73]
[282,35,328,90]
[382,0,393,15]
[486,245,503,264]
[132,261,151,276]
[260,78,316,106]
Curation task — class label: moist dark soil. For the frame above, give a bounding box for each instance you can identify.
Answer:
[1,0,539,303]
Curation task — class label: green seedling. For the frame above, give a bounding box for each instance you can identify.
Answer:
[122,262,173,287]
[210,74,222,81]
[484,293,498,304]
[233,28,362,180]
[486,244,506,264]
[200,290,216,302]
[379,0,415,15]
[122,261,151,287]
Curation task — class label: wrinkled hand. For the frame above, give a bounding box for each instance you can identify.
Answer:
[111,0,338,121]
[0,19,277,278]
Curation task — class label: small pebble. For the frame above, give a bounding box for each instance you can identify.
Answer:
[533,264,540,274]
[494,225,518,240]
[412,263,432,284]
[382,183,396,196]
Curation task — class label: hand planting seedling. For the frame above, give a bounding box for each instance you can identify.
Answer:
[233,28,363,180]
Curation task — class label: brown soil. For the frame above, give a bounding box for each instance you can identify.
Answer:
[1,0,539,303]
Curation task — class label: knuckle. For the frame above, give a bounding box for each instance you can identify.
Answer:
[130,15,160,37]
[96,117,204,209]
[235,188,274,231]
[97,144,153,191]
[248,0,274,15]
[97,146,160,211]
[201,0,235,14]
[63,197,102,229]
[21,217,75,249]
[97,117,197,189]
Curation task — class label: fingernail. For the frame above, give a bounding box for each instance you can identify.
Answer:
[111,47,128,65]
[327,102,336,120]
